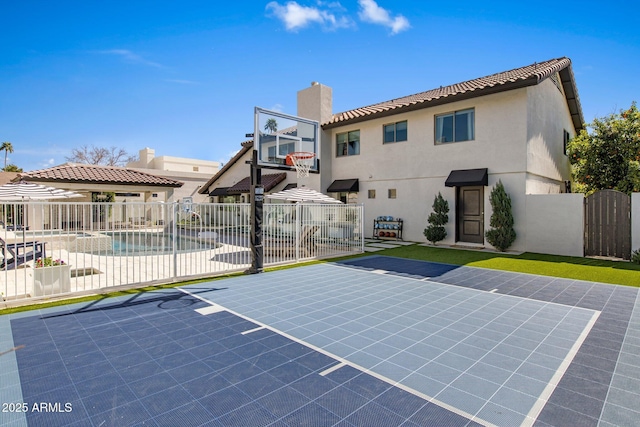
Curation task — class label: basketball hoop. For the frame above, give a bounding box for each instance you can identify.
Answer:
[286,151,316,178]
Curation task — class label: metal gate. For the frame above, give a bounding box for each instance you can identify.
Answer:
[584,190,631,260]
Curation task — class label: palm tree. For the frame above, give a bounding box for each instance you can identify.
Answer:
[264,119,278,134]
[1,141,14,170]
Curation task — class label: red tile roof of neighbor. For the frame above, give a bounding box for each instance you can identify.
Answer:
[227,172,286,194]
[19,163,183,187]
[324,57,583,131]
[0,171,20,186]
[198,141,253,194]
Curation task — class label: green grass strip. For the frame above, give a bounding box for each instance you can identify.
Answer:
[375,245,640,287]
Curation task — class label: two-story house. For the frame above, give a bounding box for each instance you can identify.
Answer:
[201,57,583,252]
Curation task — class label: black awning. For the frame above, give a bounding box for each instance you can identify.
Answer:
[445,168,488,187]
[209,187,230,196]
[327,179,359,193]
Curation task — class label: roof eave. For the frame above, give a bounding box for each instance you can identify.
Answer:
[23,177,183,188]
[322,77,539,130]
[558,66,585,132]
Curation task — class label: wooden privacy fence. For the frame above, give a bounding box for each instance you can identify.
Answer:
[584,190,631,260]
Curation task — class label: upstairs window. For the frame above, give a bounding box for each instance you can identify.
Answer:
[563,130,571,155]
[435,108,475,143]
[383,121,408,143]
[337,130,360,157]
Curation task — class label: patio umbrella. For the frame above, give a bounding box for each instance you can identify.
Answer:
[0,181,83,234]
[0,181,83,201]
[266,187,343,204]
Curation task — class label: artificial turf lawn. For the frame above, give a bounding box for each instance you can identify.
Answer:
[375,244,640,287]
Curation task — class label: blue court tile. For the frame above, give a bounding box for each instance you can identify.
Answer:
[219,359,264,384]
[181,372,232,399]
[187,340,227,359]
[154,349,199,370]
[81,384,137,415]
[373,386,428,418]
[90,400,153,427]
[72,370,127,397]
[345,401,406,427]
[410,402,472,427]
[282,402,343,427]
[235,371,286,399]
[291,372,338,399]
[199,385,254,418]
[117,359,165,382]
[267,360,314,384]
[167,360,213,383]
[153,401,214,427]
[316,385,370,417]
[342,372,393,400]
[534,402,599,427]
[139,385,194,417]
[127,371,181,399]
[256,386,312,418]
[217,404,279,427]
[248,349,291,371]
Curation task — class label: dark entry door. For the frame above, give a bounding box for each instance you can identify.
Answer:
[457,186,484,244]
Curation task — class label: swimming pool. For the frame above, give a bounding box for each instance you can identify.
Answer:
[89,231,219,256]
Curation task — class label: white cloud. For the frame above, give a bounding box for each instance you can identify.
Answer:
[357,0,410,34]
[266,1,352,31]
[95,49,164,68]
[269,103,285,112]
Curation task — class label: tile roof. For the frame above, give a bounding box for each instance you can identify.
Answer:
[324,57,584,131]
[198,141,253,194]
[227,172,287,194]
[0,171,20,186]
[19,163,183,187]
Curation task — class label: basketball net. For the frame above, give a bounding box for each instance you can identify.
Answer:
[286,152,316,178]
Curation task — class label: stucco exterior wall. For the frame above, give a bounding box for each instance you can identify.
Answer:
[327,89,531,250]
[524,193,584,257]
[525,79,574,194]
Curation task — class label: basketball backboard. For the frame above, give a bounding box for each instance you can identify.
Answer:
[254,107,319,173]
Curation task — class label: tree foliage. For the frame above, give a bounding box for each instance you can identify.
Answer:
[66,145,136,166]
[567,102,640,195]
[2,164,23,172]
[485,180,516,252]
[424,192,449,245]
[1,141,14,169]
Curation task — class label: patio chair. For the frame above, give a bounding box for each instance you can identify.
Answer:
[264,225,320,259]
[0,237,46,270]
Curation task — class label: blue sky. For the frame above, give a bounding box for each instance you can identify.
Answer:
[2,0,639,172]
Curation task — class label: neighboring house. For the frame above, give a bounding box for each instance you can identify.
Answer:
[17,163,183,229]
[200,142,298,203]
[201,57,583,252]
[0,171,20,186]
[126,148,220,203]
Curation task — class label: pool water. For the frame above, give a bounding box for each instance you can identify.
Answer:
[108,232,217,255]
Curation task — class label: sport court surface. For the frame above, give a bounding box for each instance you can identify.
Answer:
[1,255,638,426]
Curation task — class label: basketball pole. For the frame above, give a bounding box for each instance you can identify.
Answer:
[246,149,264,274]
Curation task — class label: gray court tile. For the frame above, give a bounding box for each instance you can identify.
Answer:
[402,373,448,398]
[436,386,487,417]
[417,361,463,384]
[503,372,548,398]
[488,387,537,417]
[599,403,640,427]
[450,373,502,400]
[477,402,530,427]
